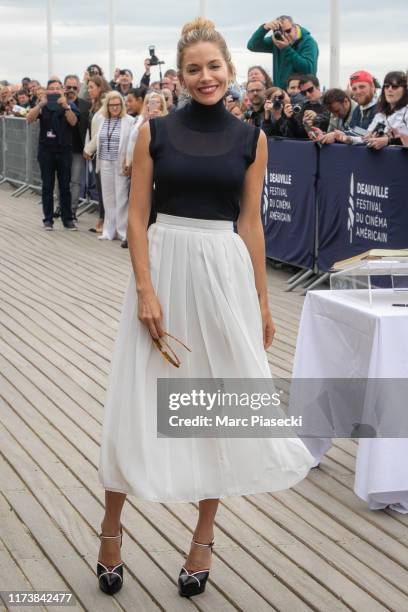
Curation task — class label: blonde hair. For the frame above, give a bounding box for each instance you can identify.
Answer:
[177,17,236,81]
[101,91,127,118]
[142,92,169,117]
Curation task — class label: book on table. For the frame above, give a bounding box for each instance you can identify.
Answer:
[331,249,408,272]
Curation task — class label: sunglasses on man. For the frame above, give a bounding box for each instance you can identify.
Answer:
[300,85,315,95]
[65,85,78,91]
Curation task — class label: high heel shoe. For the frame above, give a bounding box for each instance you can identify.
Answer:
[178,539,214,598]
[96,528,124,595]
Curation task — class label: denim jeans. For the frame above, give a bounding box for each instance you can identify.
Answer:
[38,146,73,225]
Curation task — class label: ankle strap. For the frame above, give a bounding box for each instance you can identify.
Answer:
[192,539,214,549]
[99,533,122,540]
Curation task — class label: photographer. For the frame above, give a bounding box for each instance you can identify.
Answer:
[261,87,291,137]
[247,16,319,89]
[284,75,330,139]
[113,69,133,97]
[244,80,266,127]
[27,79,80,230]
[310,89,358,145]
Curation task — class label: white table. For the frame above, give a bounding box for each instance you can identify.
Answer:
[292,289,408,513]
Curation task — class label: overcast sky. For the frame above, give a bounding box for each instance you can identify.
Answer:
[1,1,407,88]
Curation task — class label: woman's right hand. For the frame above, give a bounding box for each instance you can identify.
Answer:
[137,289,165,339]
[83,152,92,160]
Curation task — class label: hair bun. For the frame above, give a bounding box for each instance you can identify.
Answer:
[181,17,216,36]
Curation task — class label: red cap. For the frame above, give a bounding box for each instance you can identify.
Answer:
[349,70,374,85]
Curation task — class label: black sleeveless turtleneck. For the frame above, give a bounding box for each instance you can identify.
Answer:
[149,97,260,221]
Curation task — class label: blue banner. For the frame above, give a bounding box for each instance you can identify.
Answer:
[317,144,408,272]
[262,139,317,269]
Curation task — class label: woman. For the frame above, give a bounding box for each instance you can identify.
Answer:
[85,91,133,243]
[84,75,110,233]
[262,86,291,137]
[248,65,273,89]
[364,71,408,149]
[125,86,147,118]
[97,18,315,598]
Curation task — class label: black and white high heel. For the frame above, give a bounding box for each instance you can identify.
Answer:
[97,528,124,595]
[178,539,214,598]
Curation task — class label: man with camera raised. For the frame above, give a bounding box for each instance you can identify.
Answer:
[247,16,318,90]
[284,75,330,139]
[27,79,80,230]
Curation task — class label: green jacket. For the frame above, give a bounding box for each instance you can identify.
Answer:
[247,24,319,89]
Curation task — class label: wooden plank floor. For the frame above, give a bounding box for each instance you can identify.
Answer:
[1,184,408,612]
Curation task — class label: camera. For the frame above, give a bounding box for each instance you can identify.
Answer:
[148,45,162,67]
[225,88,241,102]
[290,93,305,115]
[272,94,284,111]
[244,109,254,120]
[273,26,284,41]
[373,121,386,137]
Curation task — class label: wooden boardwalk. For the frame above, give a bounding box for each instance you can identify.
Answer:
[1,184,408,612]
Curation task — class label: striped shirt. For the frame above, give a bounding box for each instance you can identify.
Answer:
[99,117,122,161]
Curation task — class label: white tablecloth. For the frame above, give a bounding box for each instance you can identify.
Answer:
[292,289,408,513]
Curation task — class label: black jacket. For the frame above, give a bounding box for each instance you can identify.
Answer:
[72,96,91,152]
[286,99,330,138]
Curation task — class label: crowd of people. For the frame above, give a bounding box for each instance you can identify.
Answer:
[1,13,407,245]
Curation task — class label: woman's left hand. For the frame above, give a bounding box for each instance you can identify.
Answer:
[366,135,389,150]
[260,303,276,349]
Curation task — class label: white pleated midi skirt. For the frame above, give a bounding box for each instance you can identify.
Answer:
[98,213,315,502]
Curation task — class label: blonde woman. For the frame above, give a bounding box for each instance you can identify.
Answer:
[97,18,314,598]
[85,92,133,242]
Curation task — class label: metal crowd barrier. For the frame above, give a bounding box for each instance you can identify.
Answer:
[0,116,41,197]
[0,116,99,214]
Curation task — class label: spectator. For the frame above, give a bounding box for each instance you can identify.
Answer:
[126,86,148,118]
[247,15,319,89]
[313,88,358,144]
[15,89,31,108]
[28,80,41,107]
[21,77,31,94]
[161,87,176,113]
[247,65,273,89]
[364,71,408,149]
[150,81,162,92]
[26,78,79,230]
[84,91,133,244]
[284,74,330,139]
[161,69,182,105]
[262,86,291,137]
[244,80,266,127]
[287,73,302,95]
[64,74,91,218]
[114,69,133,97]
[79,64,107,101]
[228,100,244,120]
[84,74,110,233]
[334,70,379,145]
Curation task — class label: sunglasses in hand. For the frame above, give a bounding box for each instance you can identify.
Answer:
[152,331,191,368]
